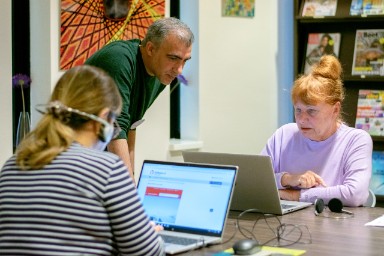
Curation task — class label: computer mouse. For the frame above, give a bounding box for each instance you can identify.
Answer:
[232,239,261,255]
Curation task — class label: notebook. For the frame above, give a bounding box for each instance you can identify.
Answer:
[136,160,238,255]
[182,152,312,215]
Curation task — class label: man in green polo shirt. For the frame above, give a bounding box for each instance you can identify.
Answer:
[85,17,194,180]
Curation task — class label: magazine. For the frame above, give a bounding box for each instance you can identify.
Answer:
[355,89,384,136]
[352,30,384,76]
[303,33,341,74]
[363,0,384,15]
[350,0,364,15]
[302,0,338,17]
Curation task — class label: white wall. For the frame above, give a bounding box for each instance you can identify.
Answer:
[197,0,279,154]
[168,0,281,163]
[24,0,283,182]
[30,0,64,128]
[0,0,13,166]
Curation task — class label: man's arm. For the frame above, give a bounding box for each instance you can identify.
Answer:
[127,130,136,178]
[107,131,136,181]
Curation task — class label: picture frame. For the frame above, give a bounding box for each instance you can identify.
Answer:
[60,0,165,70]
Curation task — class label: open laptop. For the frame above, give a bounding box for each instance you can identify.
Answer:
[136,160,238,255]
[182,152,312,215]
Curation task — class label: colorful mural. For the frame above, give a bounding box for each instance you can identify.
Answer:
[60,0,165,70]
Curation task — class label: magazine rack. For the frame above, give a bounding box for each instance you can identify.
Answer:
[294,0,384,201]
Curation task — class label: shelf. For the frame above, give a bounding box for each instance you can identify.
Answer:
[343,76,384,82]
[372,136,384,142]
[296,0,384,206]
[168,139,204,152]
[296,15,384,23]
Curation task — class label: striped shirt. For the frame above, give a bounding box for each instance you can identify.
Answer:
[0,143,164,255]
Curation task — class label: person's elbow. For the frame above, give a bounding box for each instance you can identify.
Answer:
[343,191,368,207]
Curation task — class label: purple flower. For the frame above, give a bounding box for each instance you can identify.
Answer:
[177,74,188,85]
[12,74,31,89]
[12,74,31,116]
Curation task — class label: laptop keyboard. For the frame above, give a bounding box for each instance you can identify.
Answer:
[161,234,200,246]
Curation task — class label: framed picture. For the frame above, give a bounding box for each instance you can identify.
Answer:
[60,0,165,70]
[222,0,255,18]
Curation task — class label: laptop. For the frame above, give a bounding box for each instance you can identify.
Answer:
[136,160,238,255]
[182,152,312,215]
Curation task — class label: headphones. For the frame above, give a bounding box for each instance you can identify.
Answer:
[38,101,114,142]
[314,198,354,219]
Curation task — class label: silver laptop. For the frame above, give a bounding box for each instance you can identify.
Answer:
[136,160,238,255]
[182,152,312,215]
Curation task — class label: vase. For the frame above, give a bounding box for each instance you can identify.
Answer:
[16,111,30,146]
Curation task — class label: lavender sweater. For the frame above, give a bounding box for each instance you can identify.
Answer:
[261,123,373,207]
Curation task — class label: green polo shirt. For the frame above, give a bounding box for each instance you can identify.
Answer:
[85,39,166,139]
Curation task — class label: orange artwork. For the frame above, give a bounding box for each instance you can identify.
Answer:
[60,0,165,70]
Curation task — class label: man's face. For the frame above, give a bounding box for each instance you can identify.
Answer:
[146,34,192,85]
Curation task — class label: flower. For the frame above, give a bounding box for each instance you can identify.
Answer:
[12,74,31,89]
[177,74,188,85]
[12,74,31,116]
[170,74,188,95]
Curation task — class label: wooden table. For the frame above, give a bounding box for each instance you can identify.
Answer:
[177,206,384,255]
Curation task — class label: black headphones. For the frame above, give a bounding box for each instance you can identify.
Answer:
[314,198,354,218]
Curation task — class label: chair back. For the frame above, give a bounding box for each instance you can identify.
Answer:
[363,189,376,207]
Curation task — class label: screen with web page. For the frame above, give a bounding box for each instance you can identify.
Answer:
[136,161,236,234]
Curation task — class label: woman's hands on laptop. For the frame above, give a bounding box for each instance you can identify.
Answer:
[279,171,327,201]
[281,171,327,189]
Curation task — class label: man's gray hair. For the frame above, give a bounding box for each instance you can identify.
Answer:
[141,17,194,47]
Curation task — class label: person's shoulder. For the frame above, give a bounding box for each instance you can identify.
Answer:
[86,39,140,63]
[270,123,299,139]
[103,39,140,51]
[0,154,17,172]
[278,123,299,132]
[340,124,372,141]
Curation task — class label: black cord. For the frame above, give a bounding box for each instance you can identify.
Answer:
[263,223,312,247]
[226,208,312,247]
[220,219,238,244]
[220,209,264,244]
[236,209,282,242]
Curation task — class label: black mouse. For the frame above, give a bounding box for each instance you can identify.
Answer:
[232,239,261,255]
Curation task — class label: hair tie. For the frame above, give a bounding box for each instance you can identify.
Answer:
[36,101,73,124]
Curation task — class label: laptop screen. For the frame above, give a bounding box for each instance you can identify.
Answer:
[137,160,237,236]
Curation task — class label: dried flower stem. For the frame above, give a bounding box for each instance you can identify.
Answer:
[20,83,26,116]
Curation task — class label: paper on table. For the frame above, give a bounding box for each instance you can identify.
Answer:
[214,246,306,256]
[365,215,384,227]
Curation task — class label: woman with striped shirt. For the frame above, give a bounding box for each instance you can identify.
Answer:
[0,65,164,255]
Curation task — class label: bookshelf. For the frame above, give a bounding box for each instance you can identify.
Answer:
[294,0,384,200]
